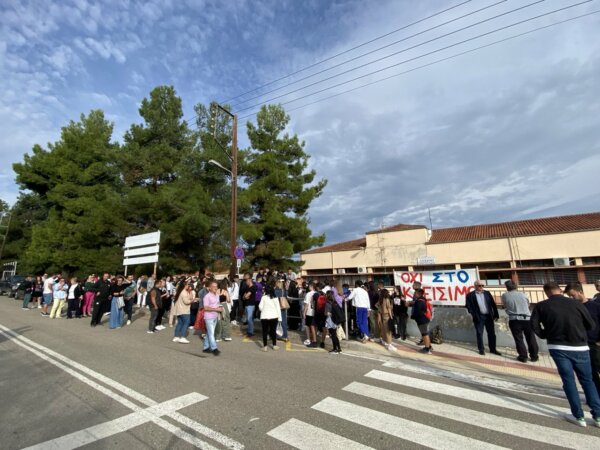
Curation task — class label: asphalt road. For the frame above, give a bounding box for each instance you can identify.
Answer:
[1,295,599,450]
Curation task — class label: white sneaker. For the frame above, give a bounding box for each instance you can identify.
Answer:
[126,320,131,325]
[156,325,165,330]
[303,339,311,345]
[224,337,232,341]
[216,339,222,342]
[563,413,586,427]
[172,337,181,342]
[188,326,194,330]
[179,338,190,344]
[231,320,238,326]
[147,331,155,334]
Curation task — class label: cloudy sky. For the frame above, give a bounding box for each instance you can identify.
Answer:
[1,0,599,246]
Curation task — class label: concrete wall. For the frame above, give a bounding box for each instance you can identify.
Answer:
[405,307,548,351]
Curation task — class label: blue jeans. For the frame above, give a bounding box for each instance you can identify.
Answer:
[356,307,369,338]
[203,318,218,351]
[175,314,190,338]
[245,305,255,335]
[549,349,600,419]
[109,297,124,329]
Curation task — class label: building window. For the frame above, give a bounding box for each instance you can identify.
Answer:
[518,269,579,285]
[516,259,556,268]
[413,265,456,271]
[583,268,600,284]
[462,262,511,270]
[480,271,512,286]
[582,257,600,265]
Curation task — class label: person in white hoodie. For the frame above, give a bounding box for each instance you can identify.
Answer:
[259,282,282,352]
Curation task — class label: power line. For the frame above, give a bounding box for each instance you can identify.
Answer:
[234,0,550,114]
[268,9,600,119]
[219,0,474,105]
[231,0,509,108]
[237,0,594,118]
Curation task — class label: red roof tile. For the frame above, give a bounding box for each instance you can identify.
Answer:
[365,224,426,235]
[428,212,600,244]
[302,238,366,255]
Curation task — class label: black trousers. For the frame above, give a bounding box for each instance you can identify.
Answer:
[393,314,408,339]
[590,344,600,396]
[90,299,108,326]
[67,298,81,318]
[329,327,341,351]
[473,314,497,352]
[149,308,159,332]
[261,318,278,346]
[156,298,171,326]
[508,319,539,359]
[230,300,240,321]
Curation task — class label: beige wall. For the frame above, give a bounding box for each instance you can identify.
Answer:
[302,229,600,271]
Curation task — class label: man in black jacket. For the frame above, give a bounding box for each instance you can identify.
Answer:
[465,281,501,356]
[90,273,111,327]
[532,282,600,428]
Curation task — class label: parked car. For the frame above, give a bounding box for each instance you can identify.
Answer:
[0,278,11,296]
[10,275,26,299]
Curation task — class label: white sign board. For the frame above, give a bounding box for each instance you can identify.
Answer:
[125,231,161,248]
[417,255,435,265]
[124,245,160,258]
[123,254,159,266]
[393,269,477,306]
[236,259,242,268]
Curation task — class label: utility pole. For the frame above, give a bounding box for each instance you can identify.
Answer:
[209,104,238,280]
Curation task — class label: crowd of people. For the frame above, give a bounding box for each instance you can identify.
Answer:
[10,269,600,427]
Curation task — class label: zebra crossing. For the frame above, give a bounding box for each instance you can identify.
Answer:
[267,366,600,450]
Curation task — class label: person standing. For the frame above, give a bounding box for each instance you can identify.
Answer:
[532,282,600,427]
[325,291,344,354]
[392,287,408,340]
[109,276,125,329]
[242,277,257,337]
[137,275,148,308]
[593,280,600,303]
[147,279,164,334]
[367,282,380,340]
[66,277,84,319]
[347,281,371,343]
[202,281,223,355]
[41,274,56,317]
[31,276,43,309]
[565,282,600,399]
[377,289,395,351]
[82,275,96,317]
[215,279,232,342]
[465,281,501,356]
[229,275,240,326]
[411,288,433,354]
[258,283,282,351]
[49,278,68,319]
[303,282,318,347]
[501,280,538,362]
[123,274,136,325]
[21,276,34,310]
[172,282,197,344]
[91,273,111,327]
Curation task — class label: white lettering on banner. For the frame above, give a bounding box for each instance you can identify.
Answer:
[393,269,477,306]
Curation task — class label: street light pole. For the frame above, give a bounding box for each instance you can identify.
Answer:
[211,104,238,280]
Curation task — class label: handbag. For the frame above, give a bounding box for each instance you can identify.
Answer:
[276,321,283,337]
[336,325,346,341]
[193,309,206,332]
[279,297,290,310]
[117,297,125,309]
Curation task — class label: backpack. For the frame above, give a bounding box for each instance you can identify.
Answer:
[316,293,327,314]
[431,325,443,344]
[331,302,345,325]
[425,300,433,321]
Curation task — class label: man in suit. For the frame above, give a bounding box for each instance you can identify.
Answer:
[466,280,501,356]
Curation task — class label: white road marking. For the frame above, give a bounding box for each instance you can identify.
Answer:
[267,418,375,450]
[344,382,600,450]
[0,324,243,450]
[365,369,563,417]
[312,397,509,450]
[382,360,564,399]
[22,393,206,450]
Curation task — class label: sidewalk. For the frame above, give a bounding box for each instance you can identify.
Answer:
[338,333,562,383]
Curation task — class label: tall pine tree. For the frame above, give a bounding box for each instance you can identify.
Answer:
[241,105,326,269]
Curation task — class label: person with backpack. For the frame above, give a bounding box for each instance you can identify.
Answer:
[377,289,396,352]
[325,291,344,354]
[314,284,328,349]
[411,288,433,354]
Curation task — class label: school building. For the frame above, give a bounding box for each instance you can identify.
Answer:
[300,211,600,302]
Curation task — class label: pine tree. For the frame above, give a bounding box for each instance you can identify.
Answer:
[241,104,326,269]
[13,110,125,275]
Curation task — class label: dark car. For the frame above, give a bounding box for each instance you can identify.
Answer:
[0,278,11,296]
[10,275,27,299]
